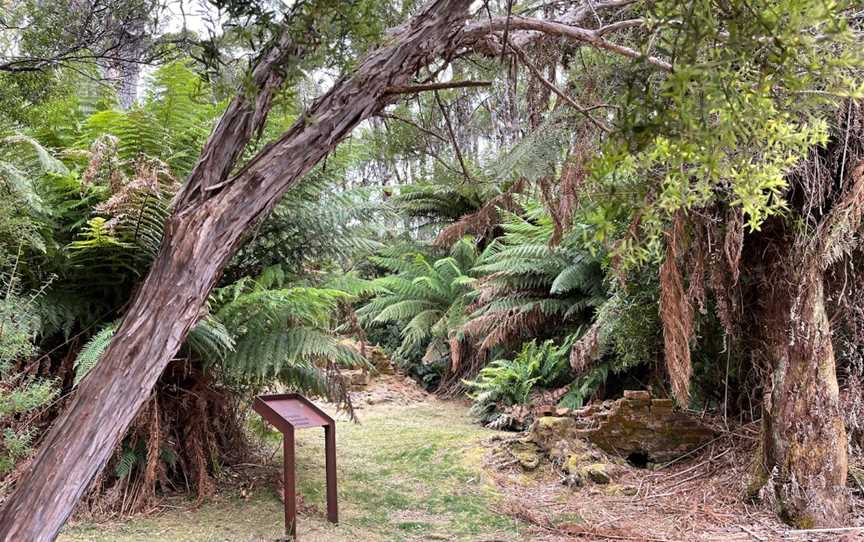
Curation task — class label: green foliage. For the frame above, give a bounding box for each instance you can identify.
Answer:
[464,200,606,354]
[594,273,663,373]
[73,323,119,386]
[211,266,368,407]
[391,182,487,235]
[0,286,58,475]
[358,238,479,372]
[76,63,218,179]
[0,135,70,268]
[227,183,386,281]
[465,338,572,420]
[589,0,864,267]
[558,364,610,410]
[488,109,573,184]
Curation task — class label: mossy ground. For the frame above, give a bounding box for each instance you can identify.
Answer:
[60,399,523,542]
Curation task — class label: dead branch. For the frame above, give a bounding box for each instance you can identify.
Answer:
[463,15,672,72]
[384,80,492,94]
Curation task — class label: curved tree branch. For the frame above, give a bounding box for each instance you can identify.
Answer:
[463,15,672,72]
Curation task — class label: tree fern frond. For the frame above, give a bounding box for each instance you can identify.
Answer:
[188,315,235,364]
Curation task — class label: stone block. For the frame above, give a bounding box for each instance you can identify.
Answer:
[623,390,651,401]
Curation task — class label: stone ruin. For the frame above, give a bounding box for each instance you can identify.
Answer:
[496,390,716,489]
[338,339,394,391]
[562,390,716,464]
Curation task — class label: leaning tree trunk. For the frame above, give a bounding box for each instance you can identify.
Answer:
[0,1,472,539]
[754,230,848,527]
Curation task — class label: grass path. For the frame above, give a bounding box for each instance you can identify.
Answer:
[61,398,524,542]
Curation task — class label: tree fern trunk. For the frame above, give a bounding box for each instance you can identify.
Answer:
[0,2,472,539]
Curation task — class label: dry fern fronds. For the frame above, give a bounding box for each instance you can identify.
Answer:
[434,178,526,247]
[660,212,694,405]
[570,318,603,372]
[724,206,744,286]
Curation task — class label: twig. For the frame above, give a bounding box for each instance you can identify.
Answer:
[499,0,513,64]
[434,90,473,183]
[377,113,447,142]
[785,526,864,534]
[739,525,767,541]
[510,42,611,133]
[595,19,646,36]
[563,529,676,542]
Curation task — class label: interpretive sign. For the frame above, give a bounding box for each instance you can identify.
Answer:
[252,393,338,540]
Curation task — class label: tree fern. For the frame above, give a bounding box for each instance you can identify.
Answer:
[358,237,479,366]
[0,135,70,263]
[213,269,368,410]
[463,199,606,355]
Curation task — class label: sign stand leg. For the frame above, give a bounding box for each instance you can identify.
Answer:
[283,429,297,540]
[324,424,338,524]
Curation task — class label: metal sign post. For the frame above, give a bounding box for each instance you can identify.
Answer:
[252,393,338,540]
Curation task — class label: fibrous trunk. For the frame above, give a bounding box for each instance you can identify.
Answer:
[753,226,848,527]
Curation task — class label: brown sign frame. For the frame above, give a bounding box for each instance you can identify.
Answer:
[252,393,338,539]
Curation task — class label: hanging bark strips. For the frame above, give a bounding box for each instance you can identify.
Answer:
[659,212,694,405]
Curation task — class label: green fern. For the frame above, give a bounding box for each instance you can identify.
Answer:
[114,442,146,480]
[73,323,118,385]
[358,237,479,363]
[0,135,71,262]
[464,338,573,421]
[463,199,606,354]
[213,269,368,409]
[187,315,235,364]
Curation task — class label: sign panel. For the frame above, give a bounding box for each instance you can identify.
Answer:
[252,394,338,540]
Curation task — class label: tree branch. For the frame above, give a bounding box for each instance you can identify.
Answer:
[463,15,672,72]
[510,43,611,133]
[384,80,491,95]
[377,112,448,142]
[434,90,473,183]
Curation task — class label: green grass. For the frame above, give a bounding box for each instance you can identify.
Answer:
[61,400,523,542]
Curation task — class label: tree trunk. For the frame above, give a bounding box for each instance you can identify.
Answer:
[0,2,471,539]
[752,224,848,527]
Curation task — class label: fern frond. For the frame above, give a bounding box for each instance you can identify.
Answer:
[73,322,118,385]
[188,315,235,364]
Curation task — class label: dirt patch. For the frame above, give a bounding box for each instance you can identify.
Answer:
[485,419,864,541]
[349,373,431,407]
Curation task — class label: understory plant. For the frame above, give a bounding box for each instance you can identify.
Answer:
[0,287,57,477]
[463,200,606,359]
[464,338,572,426]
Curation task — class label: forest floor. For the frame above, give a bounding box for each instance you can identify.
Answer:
[60,375,864,542]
